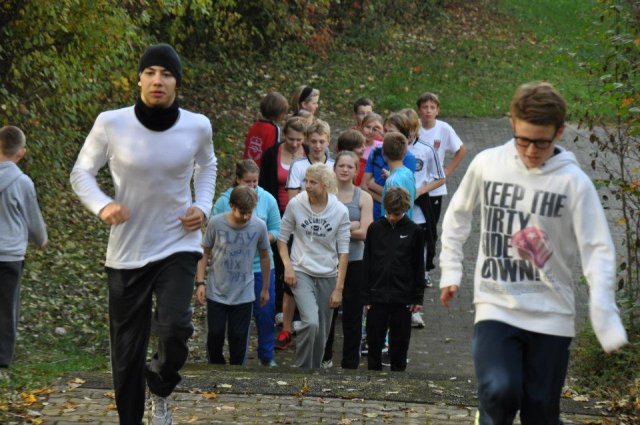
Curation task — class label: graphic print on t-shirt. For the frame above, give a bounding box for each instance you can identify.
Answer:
[214,229,260,284]
[480,180,567,295]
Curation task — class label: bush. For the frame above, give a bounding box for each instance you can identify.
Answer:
[574,0,640,328]
[569,0,640,419]
[0,0,147,359]
[0,0,144,184]
[129,0,443,59]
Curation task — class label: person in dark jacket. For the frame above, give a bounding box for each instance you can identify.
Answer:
[362,186,425,371]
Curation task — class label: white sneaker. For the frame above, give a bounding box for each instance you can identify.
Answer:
[411,312,425,329]
[381,351,391,367]
[321,359,333,369]
[275,312,283,326]
[150,394,173,425]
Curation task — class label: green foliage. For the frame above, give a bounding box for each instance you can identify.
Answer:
[571,0,640,325]
[566,1,640,419]
[130,0,442,59]
[0,0,145,185]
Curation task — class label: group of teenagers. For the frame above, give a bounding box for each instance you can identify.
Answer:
[219,85,466,374]
[0,42,628,425]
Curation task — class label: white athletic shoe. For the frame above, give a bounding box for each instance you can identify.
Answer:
[150,394,173,425]
[424,271,433,287]
[321,359,333,369]
[411,312,425,329]
[381,351,391,367]
[275,312,283,326]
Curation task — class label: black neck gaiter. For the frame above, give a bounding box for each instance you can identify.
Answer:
[134,96,180,131]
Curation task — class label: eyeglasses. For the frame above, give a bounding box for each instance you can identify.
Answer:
[514,134,556,149]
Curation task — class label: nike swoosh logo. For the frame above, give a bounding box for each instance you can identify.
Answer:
[400,235,408,239]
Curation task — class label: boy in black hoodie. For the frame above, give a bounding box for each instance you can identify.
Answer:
[362,186,425,371]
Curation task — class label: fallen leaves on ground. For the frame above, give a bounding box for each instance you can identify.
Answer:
[1,387,54,425]
[201,391,218,400]
[562,386,590,402]
[20,392,38,405]
[67,377,86,388]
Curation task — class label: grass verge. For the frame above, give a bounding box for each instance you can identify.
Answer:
[571,325,640,421]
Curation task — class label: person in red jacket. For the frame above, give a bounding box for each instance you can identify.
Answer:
[244,92,289,166]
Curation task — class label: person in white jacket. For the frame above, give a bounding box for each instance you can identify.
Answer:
[70,44,217,425]
[277,163,351,369]
[439,82,627,425]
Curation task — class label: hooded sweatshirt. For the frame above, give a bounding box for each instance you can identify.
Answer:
[0,162,47,261]
[278,191,351,278]
[439,140,627,353]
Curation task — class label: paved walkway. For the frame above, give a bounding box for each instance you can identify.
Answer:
[20,118,621,424]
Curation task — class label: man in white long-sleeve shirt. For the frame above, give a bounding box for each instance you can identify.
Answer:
[70,44,217,425]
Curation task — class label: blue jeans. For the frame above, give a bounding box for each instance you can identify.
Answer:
[206,299,253,365]
[473,320,571,425]
[251,269,276,364]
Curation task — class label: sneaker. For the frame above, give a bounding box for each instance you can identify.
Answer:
[275,312,283,326]
[261,359,278,367]
[292,320,302,333]
[381,351,391,367]
[275,330,293,350]
[150,394,172,425]
[424,272,433,288]
[360,340,368,356]
[321,359,333,369]
[411,312,425,329]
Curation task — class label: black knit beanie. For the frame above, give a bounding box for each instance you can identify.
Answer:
[138,43,182,86]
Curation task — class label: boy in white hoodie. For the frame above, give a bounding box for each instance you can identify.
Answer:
[439,82,627,425]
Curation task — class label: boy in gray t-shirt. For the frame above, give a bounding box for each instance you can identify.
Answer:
[196,186,270,365]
